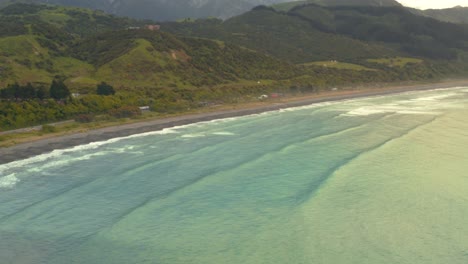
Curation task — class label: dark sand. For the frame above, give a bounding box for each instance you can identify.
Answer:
[1,80,467,165]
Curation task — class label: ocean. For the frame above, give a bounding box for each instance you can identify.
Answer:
[1,87,468,264]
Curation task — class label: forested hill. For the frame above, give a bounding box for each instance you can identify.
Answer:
[0,3,300,89]
[163,4,468,62]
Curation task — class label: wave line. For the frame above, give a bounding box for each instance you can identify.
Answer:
[294,116,438,206]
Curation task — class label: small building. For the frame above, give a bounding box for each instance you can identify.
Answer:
[139,106,150,112]
[270,93,283,98]
[146,25,161,31]
[127,26,141,30]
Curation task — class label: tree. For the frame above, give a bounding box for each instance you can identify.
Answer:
[36,85,48,100]
[49,80,70,100]
[108,106,141,118]
[22,83,36,99]
[96,82,115,96]
[0,83,17,99]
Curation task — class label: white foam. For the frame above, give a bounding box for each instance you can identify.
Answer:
[339,88,468,117]
[410,92,458,102]
[341,103,443,116]
[397,110,441,115]
[0,127,181,173]
[343,108,389,116]
[278,102,334,113]
[0,174,19,189]
[212,132,236,136]
[181,133,206,138]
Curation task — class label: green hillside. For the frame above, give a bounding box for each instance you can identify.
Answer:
[0,3,301,89]
[70,29,301,88]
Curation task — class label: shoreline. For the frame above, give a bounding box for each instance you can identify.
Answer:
[1,79,468,165]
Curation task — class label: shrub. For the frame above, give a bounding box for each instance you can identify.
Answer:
[41,124,56,133]
[108,106,141,119]
[74,114,94,123]
[152,100,191,114]
[50,80,70,100]
[96,82,116,96]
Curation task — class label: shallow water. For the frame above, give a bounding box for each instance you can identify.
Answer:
[1,87,468,264]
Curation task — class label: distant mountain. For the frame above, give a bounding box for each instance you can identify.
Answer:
[296,0,401,7]
[274,1,468,25]
[273,0,401,11]
[411,6,468,24]
[164,4,468,63]
[0,0,294,21]
[6,0,468,24]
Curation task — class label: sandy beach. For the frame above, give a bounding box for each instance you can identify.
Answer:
[1,79,467,165]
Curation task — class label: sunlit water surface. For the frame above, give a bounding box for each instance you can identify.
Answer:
[1,87,468,264]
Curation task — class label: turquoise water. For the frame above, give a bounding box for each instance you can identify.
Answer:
[1,87,468,264]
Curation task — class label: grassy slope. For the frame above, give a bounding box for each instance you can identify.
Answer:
[0,33,95,87]
[302,61,376,71]
[0,35,53,85]
[95,39,186,88]
[367,57,423,67]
